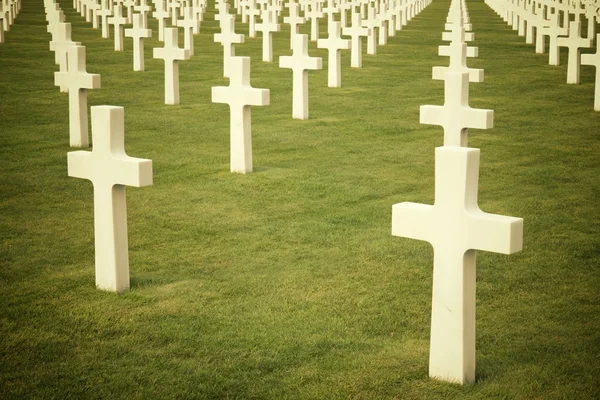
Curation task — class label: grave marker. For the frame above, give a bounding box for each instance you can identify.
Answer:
[125,13,152,71]
[317,20,350,87]
[153,27,191,104]
[581,34,600,110]
[557,20,592,84]
[107,4,128,51]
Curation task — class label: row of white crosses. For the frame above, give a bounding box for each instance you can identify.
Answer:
[46,0,154,293]
[392,0,523,385]
[0,0,21,43]
[486,0,600,110]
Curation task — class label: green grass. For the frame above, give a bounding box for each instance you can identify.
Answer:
[1,0,599,398]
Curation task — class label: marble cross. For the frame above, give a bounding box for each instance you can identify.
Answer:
[68,106,153,293]
[420,71,493,147]
[283,0,304,49]
[107,4,128,51]
[305,1,323,41]
[125,13,152,71]
[342,11,369,68]
[96,0,112,39]
[152,0,170,42]
[54,45,101,147]
[177,6,199,55]
[392,146,523,385]
[256,9,280,62]
[214,14,245,78]
[279,34,322,119]
[581,34,600,110]
[212,56,270,174]
[153,27,191,104]
[556,20,592,84]
[317,20,350,87]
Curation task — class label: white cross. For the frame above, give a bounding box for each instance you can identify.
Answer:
[540,12,568,66]
[122,0,135,23]
[49,22,81,92]
[169,0,180,25]
[96,0,112,39]
[153,27,191,105]
[584,1,597,39]
[284,0,305,49]
[177,6,199,55]
[152,0,170,41]
[581,34,600,110]
[107,4,128,51]
[134,0,152,27]
[317,20,350,87]
[125,13,152,71]
[420,71,493,147]
[433,24,483,83]
[305,1,323,41]
[89,0,101,29]
[54,45,101,148]
[68,106,153,293]
[279,33,323,119]
[214,14,245,78]
[256,9,280,62]
[322,0,338,22]
[361,4,378,55]
[245,0,261,37]
[392,146,523,384]
[342,11,369,68]
[212,56,270,174]
[557,20,592,84]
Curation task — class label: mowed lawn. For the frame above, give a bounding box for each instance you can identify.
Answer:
[1,0,599,398]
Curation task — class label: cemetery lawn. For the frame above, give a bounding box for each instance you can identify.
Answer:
[1,0,599,398]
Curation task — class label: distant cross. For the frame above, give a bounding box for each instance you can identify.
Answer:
[211,56,270,174]
[122,0,135,23]
[342,11,369,68]
[284,0,305,49]
[557,20,592,84]
[169,0,180,25]
[377,13,388,45]
[134,0,152,27]
[107,4,128,51]
[153,27,191,105]
[256,9,280,62]
[89,0,101,29]
[338,0,352,28]
[581,34,600,110]
[214,14,245,78]
[125,13,152,71]
[583,1,597,39]
[279,33,323,119]
[178,6,199,55]
[49,22,81,92]
[322,0,338,23]
[361,4,378,55]
[96,0,112,39]
[433,23,483,83]
[68,106,153,293]
[54,45,101,147]
[317,20,350,87]
[305,1,323,41]
[540,12,568,66]
[246,0,261,37]
[420,71,493,147]
[392,146,523,384]
[152,0,170,41]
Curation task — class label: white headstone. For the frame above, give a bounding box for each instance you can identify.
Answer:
[153,27,191,105]
[279,34,323,119]
[305,1,323,41]
[392,146,523,384]
[177,6,199,55]
[557,20,592,84]
[342,11,368,68]
[68,106,153,293]
[211,56,270,174]
[152,0,170,42]
[420,71,493,147]
[96,0,112,39]
[581,34,600,110]
[107,4,128,51]
[317,20,350,87]
[256,9,280,62]
[214,14,245,78]
[283,0,304,49]
[54,45,101,147]
[125,13,152,71]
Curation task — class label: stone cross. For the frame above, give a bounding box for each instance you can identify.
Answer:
[107,4,128,51]
[134,0,152,27]
[169,0,180,25]
[557,20,592,84]
[96,0,112,39]
[361,4,378,55]
[212,56,270,174]
[279,34,323,120]
[392,145,523,384]
[342,11,369,68]
[54,45,101,148]
[178,6,199,55]
[433,23,483,83]
[420,71,493,147]
[584,1,598,40]
[153,27,191,105]
[125,13,152,71]
[214,14,245,78]
[246,0,260,37]
[317,20,350,87]
[49,21,81,92]
[581,34,600,110]
[68,106,153,293]
[540,13,568,66]
[256,9,280,62]
[122,0,135,23]
[152,0,170,41]
[284,0,304,49]
[305,1,323,41]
